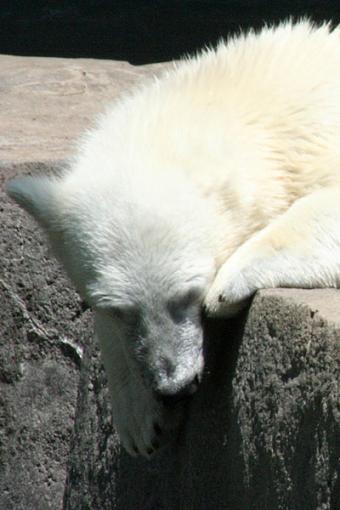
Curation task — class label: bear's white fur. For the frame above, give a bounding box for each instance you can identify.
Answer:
[7,20,340,457]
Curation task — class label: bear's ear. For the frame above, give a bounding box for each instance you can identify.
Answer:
[6,176,59,230]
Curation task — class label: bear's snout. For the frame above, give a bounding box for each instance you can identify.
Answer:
[154,374,200,407]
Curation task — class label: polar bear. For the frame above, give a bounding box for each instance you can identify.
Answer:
[7,20,340,457]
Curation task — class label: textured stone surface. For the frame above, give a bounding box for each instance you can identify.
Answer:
[64,289,340,510]
[0,55,164,163]
[0,163,88,510]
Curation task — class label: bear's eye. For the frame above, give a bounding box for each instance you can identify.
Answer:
[97,304,139,324]
[111,305,139,323]
[110,306,127,321]
[167,286,204,319]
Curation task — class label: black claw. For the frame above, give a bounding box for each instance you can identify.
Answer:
[218,294,224,303]
[146,447,154,456]
[154,423,162,436]
[133,445,139,455]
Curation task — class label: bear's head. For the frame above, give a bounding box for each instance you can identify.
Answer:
[7,172,217,456]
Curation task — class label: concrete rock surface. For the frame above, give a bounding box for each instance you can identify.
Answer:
[0,163,87,510]
[0,55,164,164]
[1,55,339,510]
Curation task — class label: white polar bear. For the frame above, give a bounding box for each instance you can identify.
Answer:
[7,20,340,457]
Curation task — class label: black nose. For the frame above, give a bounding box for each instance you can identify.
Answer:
[156,375,200,407]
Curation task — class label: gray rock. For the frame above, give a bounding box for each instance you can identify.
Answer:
[63,289,340,510]
[0,55,165,164]
[0,162,87,510]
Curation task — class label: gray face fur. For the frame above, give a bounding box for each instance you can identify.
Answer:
[86,227,212,402]
[97,283,206,397]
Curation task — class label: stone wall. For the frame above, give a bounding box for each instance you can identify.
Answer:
[1,161,85,510]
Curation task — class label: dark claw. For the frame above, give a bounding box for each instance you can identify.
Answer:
[133,445,139,455]
[218,294,225,303]
[146,447,154,456]
[154,423,162,436]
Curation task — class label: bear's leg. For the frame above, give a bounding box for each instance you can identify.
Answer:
[205,187,340,317]
[94,312,163,457]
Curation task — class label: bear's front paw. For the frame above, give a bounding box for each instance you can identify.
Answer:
[110,373,184,458]
[204,264,259,318]
[111,376,164,458]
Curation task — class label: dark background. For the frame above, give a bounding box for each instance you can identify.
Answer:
[1,1,340,64]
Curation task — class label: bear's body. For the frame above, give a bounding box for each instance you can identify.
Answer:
[69,20,340,264]
[7,21,340,457]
